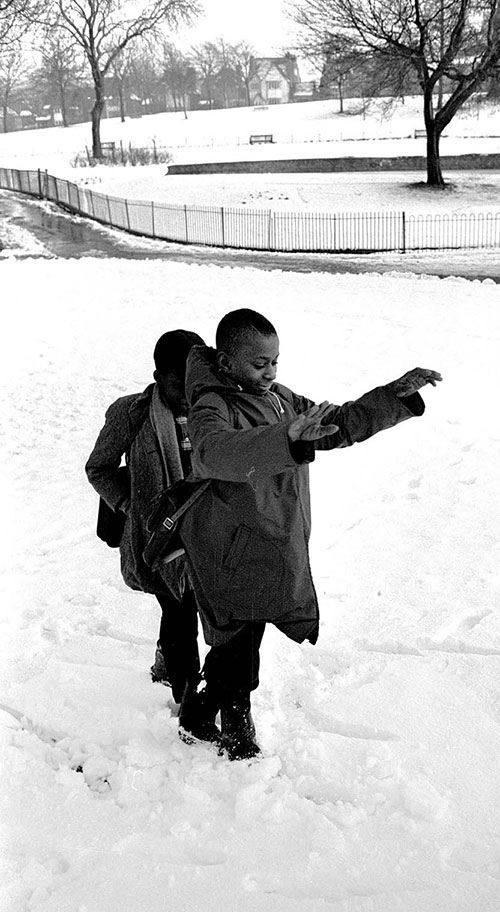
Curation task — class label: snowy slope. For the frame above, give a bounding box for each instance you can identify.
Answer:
[1,258,500,911]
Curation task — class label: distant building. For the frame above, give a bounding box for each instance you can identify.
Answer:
[249,55,301,105]
[20,110,36,130]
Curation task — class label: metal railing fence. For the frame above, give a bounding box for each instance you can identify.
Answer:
[1,167,500,254]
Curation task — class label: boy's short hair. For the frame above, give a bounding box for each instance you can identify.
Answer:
[154,329,204,375]
[216,309,277,355]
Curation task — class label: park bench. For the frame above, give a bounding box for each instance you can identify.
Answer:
[414,129,427,139]
[249,134,274,145]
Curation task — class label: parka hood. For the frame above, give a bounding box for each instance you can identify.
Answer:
[185,346,225,407]
[186,344,282,409]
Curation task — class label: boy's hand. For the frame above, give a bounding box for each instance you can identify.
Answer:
[288,401,339,442]
[387,368,442,398]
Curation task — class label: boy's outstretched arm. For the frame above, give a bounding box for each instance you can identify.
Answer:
[288,368,442,446]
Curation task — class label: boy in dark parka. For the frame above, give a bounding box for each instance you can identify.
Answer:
[179,309,442,760]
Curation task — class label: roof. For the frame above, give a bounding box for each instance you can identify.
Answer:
[250,55,300,85]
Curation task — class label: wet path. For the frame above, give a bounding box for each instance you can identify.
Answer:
[1,190,499,282]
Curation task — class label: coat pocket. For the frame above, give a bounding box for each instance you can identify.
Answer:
[218,524,286,619]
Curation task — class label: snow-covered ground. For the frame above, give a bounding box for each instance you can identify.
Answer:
[1,257,500,912]
[1,95,500,912]
[64,168,500,216]
[1,95,499,170]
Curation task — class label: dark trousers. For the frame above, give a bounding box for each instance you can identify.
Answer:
[202,622,266,704]
[156,585,200,703]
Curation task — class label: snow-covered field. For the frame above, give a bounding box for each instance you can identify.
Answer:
[1,95,499,169]
[1,257,500,912]
[1,95,500,912]
[1,96,500,216]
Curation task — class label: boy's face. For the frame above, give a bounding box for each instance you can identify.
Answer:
[154,368,187,415]
[221,333,279,395]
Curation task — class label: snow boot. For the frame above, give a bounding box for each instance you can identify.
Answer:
[178,683,221,746]
[220,692,261,761]
[150,641,171,686]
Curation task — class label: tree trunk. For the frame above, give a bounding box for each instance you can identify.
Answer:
[426,124,444,186]
[2,102,9,133]
[423,90,444,187]
[59,83,68,128]
[91,76,105,158]
[338,78,344,113]
[119,85,126,122]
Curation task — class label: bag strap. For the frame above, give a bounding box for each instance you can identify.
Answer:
[161,480,211,530]
[153,388,237,530]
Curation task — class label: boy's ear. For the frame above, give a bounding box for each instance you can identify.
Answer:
[217,351,232,374]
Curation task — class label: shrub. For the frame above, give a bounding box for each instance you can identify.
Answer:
[71,145,172,167]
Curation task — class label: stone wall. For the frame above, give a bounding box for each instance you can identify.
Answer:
[167,153,500,176]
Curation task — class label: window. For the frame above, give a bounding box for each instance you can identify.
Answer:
[266,80,281,89]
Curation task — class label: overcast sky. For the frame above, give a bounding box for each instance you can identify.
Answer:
[177,0,298,55]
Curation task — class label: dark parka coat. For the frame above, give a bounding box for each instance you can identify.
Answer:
[180,347,425,646]
[85,384,185,600]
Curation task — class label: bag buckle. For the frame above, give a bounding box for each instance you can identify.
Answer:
[162,517,175,530]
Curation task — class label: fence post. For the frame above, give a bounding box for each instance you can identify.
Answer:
[401,211,406,253]
[37,169,43,198]
[221,207,225,246]
[184,205,189,243]
[267,210,273,250]
[125,198,130,231]
[151,200,156,238]
[106,195,112,225]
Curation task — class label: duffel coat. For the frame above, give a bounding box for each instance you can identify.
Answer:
[85,384,185,599]
[181,347,425,646]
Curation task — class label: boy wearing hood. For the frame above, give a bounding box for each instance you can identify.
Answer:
[86,329,205,705]
[179,309,442,760]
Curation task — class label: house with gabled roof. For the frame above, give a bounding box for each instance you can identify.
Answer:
[248,55,301,105]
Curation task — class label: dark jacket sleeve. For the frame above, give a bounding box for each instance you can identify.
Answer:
[85,397,135,510]
[188,393,302,482]
[291,386,425,453]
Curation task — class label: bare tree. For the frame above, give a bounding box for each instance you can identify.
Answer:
[37,30,84,126]
[309,32,365,111]
[0,42,29,131]
[110,48,134,122]
[162,42,197,116]
[212,37,240,108]
[49,0,200,157]
[289,0,500,186]
[191,41,219,108]
[191,38,247,108]
[232,40,258,106]
[0,0,42,48]
[128,43,162,112]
